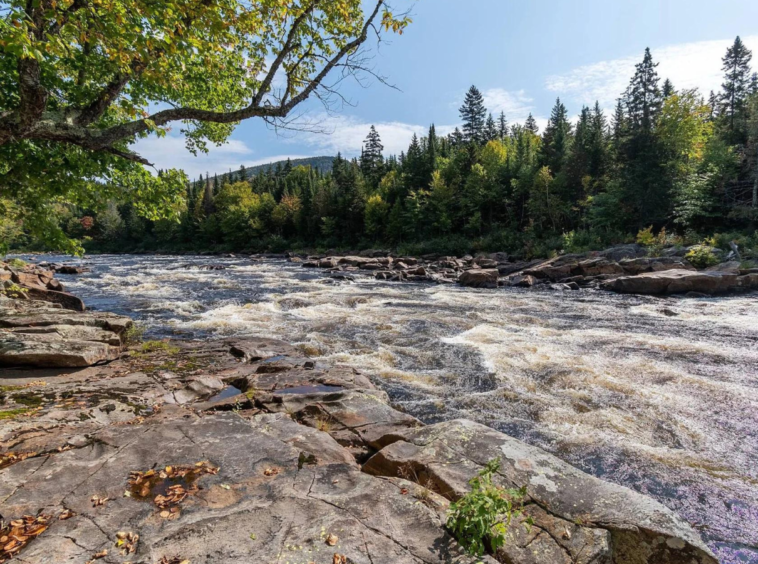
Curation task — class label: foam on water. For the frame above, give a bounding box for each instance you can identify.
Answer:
[27,253,758,562]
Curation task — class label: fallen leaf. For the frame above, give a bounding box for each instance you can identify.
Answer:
[59,509,76,520]
[332,554,347,564]
[400,488,409,495]
[90,495,109,507]
[325,533,338,546]
[263,467,279,477]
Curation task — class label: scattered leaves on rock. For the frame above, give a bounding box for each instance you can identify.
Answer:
[127,462,219,514]
[0,514,50,563]
[115,531,139,555]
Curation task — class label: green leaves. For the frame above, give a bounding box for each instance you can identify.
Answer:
[446,458,529,557]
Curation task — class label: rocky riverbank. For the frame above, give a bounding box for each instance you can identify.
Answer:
[290,244,758,295]
[0,291,719,563]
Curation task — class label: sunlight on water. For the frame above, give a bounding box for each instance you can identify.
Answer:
[37,253,758,562]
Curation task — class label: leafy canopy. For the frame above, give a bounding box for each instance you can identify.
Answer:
[0,0,410,252]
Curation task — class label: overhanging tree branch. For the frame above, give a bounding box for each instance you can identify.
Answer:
[0,0,395,163]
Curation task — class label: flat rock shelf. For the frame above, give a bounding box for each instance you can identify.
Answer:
[0,312,716,563]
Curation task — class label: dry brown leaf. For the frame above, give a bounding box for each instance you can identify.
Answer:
[59,509,76,520]
[90,495,109,507]
[92,549,108,559]
[325,533,338,546]
[400,487,409,495]
[332,554,347,564]
[263,467,279,476]
[0,513,51,562]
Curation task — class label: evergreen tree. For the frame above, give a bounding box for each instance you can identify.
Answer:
[360,125,385,186]
[524,113,539,134]
[662,78,675,98]
[485,113,498,141]
[542,98,573,173]
[459,85,488,143]
[498,111,508,140]
[625,47,662,131]
[720,36,753,143]
[450,127,465,146]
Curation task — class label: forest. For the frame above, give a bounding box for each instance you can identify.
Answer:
[5,38,758,258]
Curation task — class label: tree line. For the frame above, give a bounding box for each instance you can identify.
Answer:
[7,38,758,257]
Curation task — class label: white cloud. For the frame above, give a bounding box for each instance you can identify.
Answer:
[482,88,536,122]
[293,114,458,157]
[131,134,308,179]
[546,35,758,108]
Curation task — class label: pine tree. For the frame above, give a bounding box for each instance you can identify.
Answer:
[449,127,464,146]
[459,85,488,143]
[662,79,675,98]
[542,98,573,173]
[524,113,539,134]
[751,73,758,95]
[498,111,508,140]
[427,124,438,173]
[484,113,498,141]
[625,48,662,131]
[239,165,247,182]
[360,125,384,186]
[708,91,719,120]
[720,36,753,143]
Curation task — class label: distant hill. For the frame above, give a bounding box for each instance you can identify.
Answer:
[215,156,335,183]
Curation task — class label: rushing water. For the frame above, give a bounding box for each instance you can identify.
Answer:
[21,253,758,563]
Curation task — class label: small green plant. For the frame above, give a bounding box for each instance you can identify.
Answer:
[685,244,719,269]
[446,458,530,557]
[123,323,146,346]
[6,258,27,269]
[0,282,28,299]
[140,340,180,355]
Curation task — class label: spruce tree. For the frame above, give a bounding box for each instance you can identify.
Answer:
[524,113,539,134]
[459,85,488,143]
[485,113,498,141]
[542,98,573,173]
[625,47,662,131]
[720,36,753,143]
[360,125,385,186]
[662,79,675,98]
[498,112,508,140]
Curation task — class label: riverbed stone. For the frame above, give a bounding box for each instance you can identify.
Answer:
[458,269,499,288]
[363,419,717,564]
[602,269,741,295]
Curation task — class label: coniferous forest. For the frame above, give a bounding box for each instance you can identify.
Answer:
[6,39,758,258]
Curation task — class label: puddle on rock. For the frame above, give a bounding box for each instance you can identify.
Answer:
[206,386,242,403]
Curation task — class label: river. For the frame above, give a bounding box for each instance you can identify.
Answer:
[28,253,758,563]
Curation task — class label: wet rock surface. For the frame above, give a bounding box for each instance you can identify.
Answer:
[0,336,716,563]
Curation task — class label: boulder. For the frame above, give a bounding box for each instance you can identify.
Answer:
[364,419,717,564]
[318,258,338,268]
[509,274,538,287]
[705,261,741,274]
[602,269,741,295]
[0,332,122,367]
[596,243,646,261]
[458,269,499,289]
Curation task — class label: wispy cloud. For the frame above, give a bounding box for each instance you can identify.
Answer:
[546,35,758,108]
[482,88,536,122]
[131,134,308,179]
[293,114,457,157]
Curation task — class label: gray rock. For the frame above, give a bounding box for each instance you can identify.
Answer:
[364,419,716,564]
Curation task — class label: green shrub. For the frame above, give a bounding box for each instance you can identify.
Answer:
[446,458,531,557]
[685,245,720,269]
[6,258,26,269]
[123,323,145,346]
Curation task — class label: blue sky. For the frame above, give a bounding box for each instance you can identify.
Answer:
[134,0,758,179]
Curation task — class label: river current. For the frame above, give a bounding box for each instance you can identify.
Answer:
[26,253,758,563]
